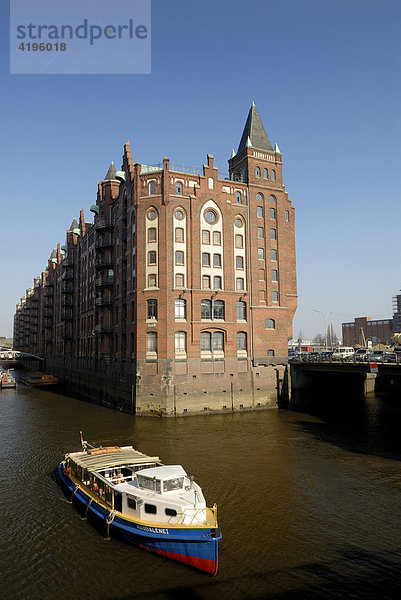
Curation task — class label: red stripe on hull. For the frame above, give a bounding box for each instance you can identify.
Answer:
[138,543,218,576]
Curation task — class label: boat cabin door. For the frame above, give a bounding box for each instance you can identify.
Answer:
[114,491,122,512]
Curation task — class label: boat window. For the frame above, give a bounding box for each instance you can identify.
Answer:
[163,478,184,492]
[137,475,161,492]
[144,503,157,514]
[165,508,177,516]
[127,496,137,510]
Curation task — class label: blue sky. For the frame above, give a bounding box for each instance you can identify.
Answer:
[1,0,400,339]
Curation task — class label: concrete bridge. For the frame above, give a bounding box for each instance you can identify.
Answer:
[277,359,401,409]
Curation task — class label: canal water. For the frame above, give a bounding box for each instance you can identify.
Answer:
[1,384,401,600]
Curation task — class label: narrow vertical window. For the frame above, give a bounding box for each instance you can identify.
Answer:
[176,181,183,195]
[149,181,156,195]
[272,270,278,281]
[271,170,276,180]
[270,229,277,240]
[235,191,242,204]
[237,332,247,351]
[214,276,222,290]
[255,167,261,177]
[263,168,268,179]
[285,210,290,222]
[235,234,243,248]
[270,208,276,219]
[202,253,211,266]
[257,206,263,218]
[175,251,184,265]
[175,228,184,242]
[175,274,184,287]
[202,275,211,289]
[213,231,221,245]
[147,332,157,353]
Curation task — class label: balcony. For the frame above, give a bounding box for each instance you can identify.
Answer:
[95,258,114,269]
[94,324,114,334]
[95,276,114,287]
[95,297,113,307]
[63,270,74,281]
[95,238,114,249]
[96,218,114,231]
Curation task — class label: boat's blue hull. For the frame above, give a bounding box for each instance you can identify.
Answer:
[58,463,221,574]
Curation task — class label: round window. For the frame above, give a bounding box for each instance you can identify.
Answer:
[175,209,184,220]
[148,209,157,220]
[235,218,243,228]
[205,210,217,224]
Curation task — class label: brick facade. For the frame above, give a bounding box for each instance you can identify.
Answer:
[14,105,297,415]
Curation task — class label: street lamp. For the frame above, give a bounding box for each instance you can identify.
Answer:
[313,309,335,351]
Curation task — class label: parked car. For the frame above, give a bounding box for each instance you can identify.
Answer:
[332,347,355,360]
[382,352,398,363]
[353,348,371,362]
[367,350,387,363]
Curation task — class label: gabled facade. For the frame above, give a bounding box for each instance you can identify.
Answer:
[14,105,297,415]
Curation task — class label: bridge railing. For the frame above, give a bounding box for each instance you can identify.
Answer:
[290,354,401,365]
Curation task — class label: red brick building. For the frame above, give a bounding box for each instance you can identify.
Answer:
[14,104,297,415]
[342,316,393,346]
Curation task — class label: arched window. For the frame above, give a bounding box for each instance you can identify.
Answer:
[271,169,276,180]
[175,298,186,319]
[271,249,277,261]
[147,299,157,320]
[235,191,242,204]
[265,319,275,329]
[175,331,186,353]
[236,301,246,321]
[263,168,268,179]
[255,167,261,177]
[212,331,224,350]
[201,331,224,351]
[285,210,290,222]
[237,332,247,351]
[272,291,278,303]
[176,181,183,195]
[201,300,212,319]
[270,228,277,240]
[256,193,264,202]
[149,181,156,195]
[269,195,276,203]
[147,331,157,352]
[201,331,211,351]
[213,300,225,319]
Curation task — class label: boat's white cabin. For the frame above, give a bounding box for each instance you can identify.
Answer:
[135,465,187,494]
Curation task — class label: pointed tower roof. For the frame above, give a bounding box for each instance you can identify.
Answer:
[69,218,78,231]
[104,161,117,181]
[237,103,273,153]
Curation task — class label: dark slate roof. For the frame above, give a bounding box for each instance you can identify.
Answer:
[237,103,273,153]
[104,161,117,181]
[69,218,78,231]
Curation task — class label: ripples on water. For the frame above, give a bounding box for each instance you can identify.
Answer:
[1,385,401,599]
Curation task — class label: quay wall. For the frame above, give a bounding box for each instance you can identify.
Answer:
[45,356,286,416]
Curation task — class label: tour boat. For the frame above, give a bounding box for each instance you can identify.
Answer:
[21,372,60,387]
[58,436,221,575]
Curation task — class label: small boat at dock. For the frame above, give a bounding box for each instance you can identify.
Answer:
[58,434,221,574]
[0,371,17,389]
[20,372,60,387]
